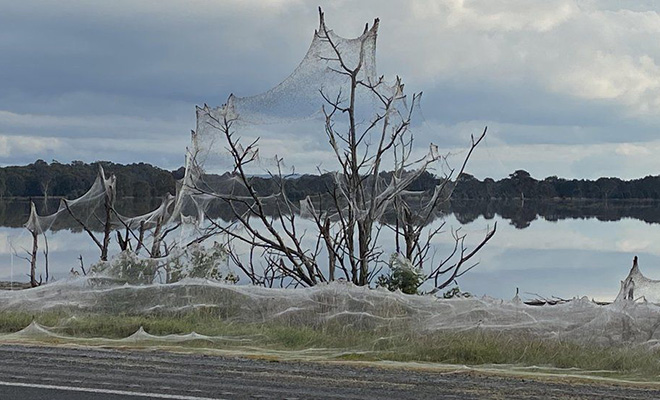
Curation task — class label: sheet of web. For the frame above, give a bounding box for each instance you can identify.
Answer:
[0,276,658,349]
[22,10,430,263]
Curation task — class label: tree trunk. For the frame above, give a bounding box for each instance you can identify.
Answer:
[151,216,163,258]
[30,230,38,287]
[101,193,112,261]
[322,218,335,281]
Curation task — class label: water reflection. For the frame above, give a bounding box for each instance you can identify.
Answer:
[0,198,163,230]
[451,199,660,229]
[3,198,660,231]
[0,198,657,301]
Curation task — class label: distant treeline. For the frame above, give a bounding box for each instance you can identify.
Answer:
[0,160,439,201]
[4,161,660,202]
[452,170,660,200]
[0,160,178,199]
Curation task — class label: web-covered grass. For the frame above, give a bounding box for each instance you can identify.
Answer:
[0,311,658,381]
[1,278,660,381]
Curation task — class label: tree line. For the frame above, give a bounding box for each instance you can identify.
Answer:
[0,160,439,202]
[452,170,660,200]
[3,162,660,202]
[0,160,178,199]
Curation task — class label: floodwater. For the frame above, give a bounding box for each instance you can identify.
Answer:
[1,198,657,302]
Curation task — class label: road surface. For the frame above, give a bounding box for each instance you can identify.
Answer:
[0,344,657,399]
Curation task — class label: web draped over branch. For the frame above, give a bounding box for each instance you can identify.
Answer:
[203,10,381,124]
[616,257,660,303]
[20,9,494,290]
[25,167,176,236]
[181,9,494,289]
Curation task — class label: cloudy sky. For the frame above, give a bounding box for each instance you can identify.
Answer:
[2,0,660,179]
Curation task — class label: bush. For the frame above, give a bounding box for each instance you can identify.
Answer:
[89,242,238,284]
[166,242,236,283]
[377,254,424,295]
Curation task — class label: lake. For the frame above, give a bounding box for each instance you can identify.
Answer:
[1,198,657,302]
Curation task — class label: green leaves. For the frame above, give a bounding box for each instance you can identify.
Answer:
[376,254,424,295]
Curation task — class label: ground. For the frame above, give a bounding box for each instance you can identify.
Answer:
[0,344,658,399]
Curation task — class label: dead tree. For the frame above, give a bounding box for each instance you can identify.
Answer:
[13,202,46,287]
[24,202,42,287]
[100,174,114,261]
[389,128,497,292]
[60,166,117,262]
[193,9,495,290]
[42,233,49,283]
[28,222,39,287]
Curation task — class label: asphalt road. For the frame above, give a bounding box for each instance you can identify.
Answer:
[0,344,658,399]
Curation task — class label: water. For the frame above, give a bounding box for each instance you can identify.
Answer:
[0,199,656,301]
[455,215,649,301]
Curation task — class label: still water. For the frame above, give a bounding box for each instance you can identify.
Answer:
[0,199,657,301]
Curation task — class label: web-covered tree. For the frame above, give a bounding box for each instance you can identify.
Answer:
[190,8,495,291]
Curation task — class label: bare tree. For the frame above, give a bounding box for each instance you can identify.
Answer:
[389,128,497,292]
[20,202,43,287]
[191,9,495,292]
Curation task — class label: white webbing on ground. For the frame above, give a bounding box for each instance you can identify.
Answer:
[1,276,660,348]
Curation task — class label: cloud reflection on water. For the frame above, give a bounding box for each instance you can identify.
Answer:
[0,213,655,302]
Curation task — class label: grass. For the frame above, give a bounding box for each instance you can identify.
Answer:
[0,309,659,381]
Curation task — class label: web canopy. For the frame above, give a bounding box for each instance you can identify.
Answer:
[1,277,659,350]
[616,257,660,303]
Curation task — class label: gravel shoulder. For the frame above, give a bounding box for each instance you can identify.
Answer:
[0,343,658,399]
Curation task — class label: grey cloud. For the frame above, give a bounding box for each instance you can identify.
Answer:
[1,0,660,178]
[0,134,187,169]
[0,109,193,141]
[0,1,314,102]
[420,80,628,129]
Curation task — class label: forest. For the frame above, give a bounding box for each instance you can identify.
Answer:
[0,160,178,199]
[3,161,660,202]
[452,169,660,200]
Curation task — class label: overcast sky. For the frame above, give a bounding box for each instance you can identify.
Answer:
[2,0,660,179]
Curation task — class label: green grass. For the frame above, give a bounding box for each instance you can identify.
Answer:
[362,330,660,377]
[1,310,659,381]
